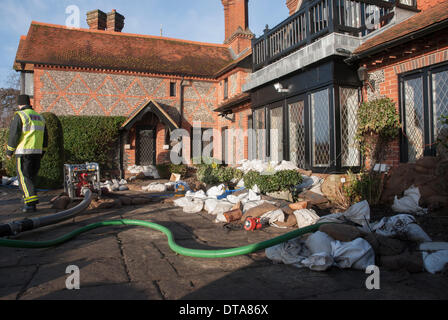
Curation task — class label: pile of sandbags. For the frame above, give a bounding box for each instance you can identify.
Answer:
[127,165,160,179]
[381,156,448,210]
[101,179,129,192]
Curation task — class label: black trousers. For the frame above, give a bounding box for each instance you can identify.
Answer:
[16,155,42,205]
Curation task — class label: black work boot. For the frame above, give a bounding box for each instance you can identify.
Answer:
[22,204,37,213]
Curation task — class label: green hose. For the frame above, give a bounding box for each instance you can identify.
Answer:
[0,219,323,258]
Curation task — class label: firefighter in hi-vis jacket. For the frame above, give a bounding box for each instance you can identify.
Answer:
[6,94,48,213]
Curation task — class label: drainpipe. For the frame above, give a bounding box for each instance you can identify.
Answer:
[179,77,186,129]
[20,71,25,94]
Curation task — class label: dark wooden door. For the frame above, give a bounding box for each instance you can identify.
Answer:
[136,127,156,165]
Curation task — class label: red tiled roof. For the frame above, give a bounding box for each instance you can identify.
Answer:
[215,92,251,113]
[354,1,448,55]
[14,36,34,71]
[15,22,234,78]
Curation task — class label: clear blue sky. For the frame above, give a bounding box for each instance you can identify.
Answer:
[0,0,288,88]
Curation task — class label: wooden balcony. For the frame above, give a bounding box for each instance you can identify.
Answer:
[252,0,418,71]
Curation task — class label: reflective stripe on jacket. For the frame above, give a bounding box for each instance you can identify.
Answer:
[15,109,46,155]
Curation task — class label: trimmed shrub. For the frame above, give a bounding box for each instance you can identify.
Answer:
[36,113,65,189]
[0,129,8,171]
[196,162,244,186]
[242,170,303,194]
[60,116,126,170]
[156,163,189,179]
[0,129,16,176]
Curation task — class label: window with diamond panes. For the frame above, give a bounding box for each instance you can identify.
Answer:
[340,87,360,167]
[288,101,306,168]
[311,89,330,167]
[404,77,425,163]
[254,108,266,160]
[433,69,448,143]
[270,106,283,162]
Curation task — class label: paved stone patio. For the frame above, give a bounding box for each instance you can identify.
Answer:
[1,186,448,300]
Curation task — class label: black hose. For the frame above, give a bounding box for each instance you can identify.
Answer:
[0,189,92,237]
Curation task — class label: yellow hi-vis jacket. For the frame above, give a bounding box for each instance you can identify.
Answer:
[14,109,46,155]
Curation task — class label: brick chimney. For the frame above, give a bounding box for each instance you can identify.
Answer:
[221,0,253,54]
[286,0,303,15]
[86,9,107,30]
[107,9,125,32]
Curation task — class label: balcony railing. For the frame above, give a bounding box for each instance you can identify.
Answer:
[252,0,418,71]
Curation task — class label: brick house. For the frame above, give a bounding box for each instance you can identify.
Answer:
[348,0,448,167]
[242,0,448,172]
[13,0,448,175]
[13,1,254,176]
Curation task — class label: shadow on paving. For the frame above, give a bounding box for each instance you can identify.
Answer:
[177,262,448,300]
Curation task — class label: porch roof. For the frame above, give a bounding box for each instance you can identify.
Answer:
[121,99,179,131]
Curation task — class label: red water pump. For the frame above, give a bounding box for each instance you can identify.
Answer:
[64,163,101,199]
[244,217,263,231]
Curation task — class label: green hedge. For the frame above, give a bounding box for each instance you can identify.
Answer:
[196,163,244,186]
[0,129,8,170]
[195,162,302,193]
[156,163,189,179]
[60,116,126,170]
[0,128,16,176]
[1,113,65,189]
[36,113,65,189]
[243,170,303,194]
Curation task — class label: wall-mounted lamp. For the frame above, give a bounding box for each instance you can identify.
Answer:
[274,82,290,93]
[357,66,368,82]
[357,66,375,95]
[219,111,235,123]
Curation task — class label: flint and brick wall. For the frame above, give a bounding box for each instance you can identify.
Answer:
[33,66,227,166]
[363,36,448,167]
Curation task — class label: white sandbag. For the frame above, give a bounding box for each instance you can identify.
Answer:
[319,200,370,227]
[251,184,261,194]
[127,165,143,174]
[236,179,245,188]
[419,242,448,252]
[406,223,432,242]
[305,231,334,255]
[207,184,226,197]
[372,214,431,242]
[204,198,219,214]
[118,185,129,191]
[392,186,428,216]
[343,200,370,226]
[211,201,234,216]
[215,213,228,223]
[265,238,310,268]
[274,160,298,171]
[331,238,375,270]
[173,197,192,208]
[301,253,334,272]
[227,192,249,204]
[142,183,166,193]
[260,209,285,228]
[294,209,320,229]
[186,190,207,199]
[119,179,128,185]
[248,189,261,201]
[423,250,448,274]
[242,200,266,213]
[183,198,204,214]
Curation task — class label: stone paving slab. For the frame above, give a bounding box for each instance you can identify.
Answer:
[20,281,161,300]
[1,190,448,300]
